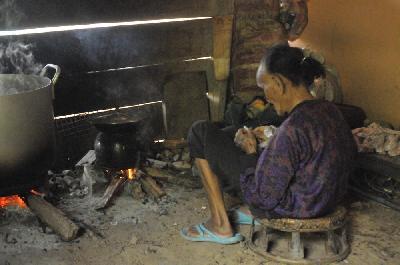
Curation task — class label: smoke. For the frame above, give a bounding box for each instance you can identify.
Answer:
[0,0,25,30]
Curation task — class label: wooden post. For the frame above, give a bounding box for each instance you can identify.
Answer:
[213,15,234,81]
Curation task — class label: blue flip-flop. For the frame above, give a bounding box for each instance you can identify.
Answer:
[180,224,243,244]
[230,209,261,225]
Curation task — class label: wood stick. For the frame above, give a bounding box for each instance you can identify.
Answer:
[138,172,166,199]
[26,194,80,241]
[95,174,128,210]
[162,139,188,149]
[144,167,174,181]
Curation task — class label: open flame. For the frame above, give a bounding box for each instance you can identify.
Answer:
[121,168,137,180]
[0,195,26,208]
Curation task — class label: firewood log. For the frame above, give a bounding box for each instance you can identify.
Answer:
[26,194,80,241]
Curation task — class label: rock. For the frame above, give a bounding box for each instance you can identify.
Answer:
[129,234,139,245]
[5,234,17,244]
[181,151,191,162]
[172,161,191,171]
[162,150,174,161]
[147,158,168,169]
[63,175,74,186]
[159,208,168,216]
[350,201,363,210]
[62,170,72,176]
[172,153,180,162]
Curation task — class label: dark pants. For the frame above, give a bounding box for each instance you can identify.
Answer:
[187,120,258,196]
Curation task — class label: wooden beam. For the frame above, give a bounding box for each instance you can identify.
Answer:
[13,20,212,74]
[213,15,233,81]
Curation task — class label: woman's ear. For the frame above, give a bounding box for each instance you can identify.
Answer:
[272,74,287,94]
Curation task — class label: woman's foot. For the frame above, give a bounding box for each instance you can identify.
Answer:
[186,220,233,238]
[180,221,243,244]
[229,205,260,225]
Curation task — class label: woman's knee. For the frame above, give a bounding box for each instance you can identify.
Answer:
[187,120,213,141]
[188,120,221,159]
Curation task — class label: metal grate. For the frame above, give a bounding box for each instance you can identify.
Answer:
[54,113,100,170]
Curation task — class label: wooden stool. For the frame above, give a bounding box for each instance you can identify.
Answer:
[248,206,350,264]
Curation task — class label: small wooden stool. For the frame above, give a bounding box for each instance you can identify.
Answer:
[248,206,350,264]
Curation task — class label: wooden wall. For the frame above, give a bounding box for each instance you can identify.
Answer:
[1,0,233,123]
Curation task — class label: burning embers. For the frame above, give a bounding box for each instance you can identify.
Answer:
[0,190,44,208]
[0,195,26,208]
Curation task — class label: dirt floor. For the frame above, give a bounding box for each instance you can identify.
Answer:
[1,175,400,265]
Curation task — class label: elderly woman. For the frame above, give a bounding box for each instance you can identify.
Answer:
[180,44,357,244]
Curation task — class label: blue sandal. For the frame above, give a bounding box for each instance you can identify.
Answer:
[229,209,261,225]
[180,224,243,244]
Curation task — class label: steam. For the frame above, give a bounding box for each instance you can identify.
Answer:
[0,41,43,74]
[0,1,44,96]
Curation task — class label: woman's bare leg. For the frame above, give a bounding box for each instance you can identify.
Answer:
[187,158,233,237]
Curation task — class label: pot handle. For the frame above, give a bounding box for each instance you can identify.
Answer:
[40,64,61,99]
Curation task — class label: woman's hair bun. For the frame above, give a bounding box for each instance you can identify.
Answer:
[263,44,326,88]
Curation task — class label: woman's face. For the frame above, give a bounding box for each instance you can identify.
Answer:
[256,65,287,116]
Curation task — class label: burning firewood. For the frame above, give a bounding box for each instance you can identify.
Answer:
[136,170,166,199]
[95,173,128,210]
[26,194,80,242]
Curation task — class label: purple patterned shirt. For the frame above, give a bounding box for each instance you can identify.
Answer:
[240,100,357,218]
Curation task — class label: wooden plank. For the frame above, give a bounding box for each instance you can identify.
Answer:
[54,66,166,115]
[1,0,233,30]
[163,72,209,139]
[53,57,226,122]
[7,20,212,74]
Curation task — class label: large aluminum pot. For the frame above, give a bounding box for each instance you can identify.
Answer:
[0,64,60,196]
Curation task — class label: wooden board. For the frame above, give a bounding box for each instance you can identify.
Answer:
[6,20,212,74]
[1,0,233,30]
[163,72,209,139]
[54,66,166,115]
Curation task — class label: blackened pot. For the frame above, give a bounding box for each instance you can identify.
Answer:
[93,112,145,170]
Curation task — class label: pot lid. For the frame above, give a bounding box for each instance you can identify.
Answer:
[93,111,145,126]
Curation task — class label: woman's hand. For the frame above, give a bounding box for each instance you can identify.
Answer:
[234,127,257,155]
[252,126,268,142]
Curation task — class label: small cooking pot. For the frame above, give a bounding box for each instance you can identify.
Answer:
[93,112,145,170]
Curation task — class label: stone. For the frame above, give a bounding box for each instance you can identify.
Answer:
[172,161,192,171]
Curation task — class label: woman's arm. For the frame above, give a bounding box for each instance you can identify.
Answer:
[240,127,300,211]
